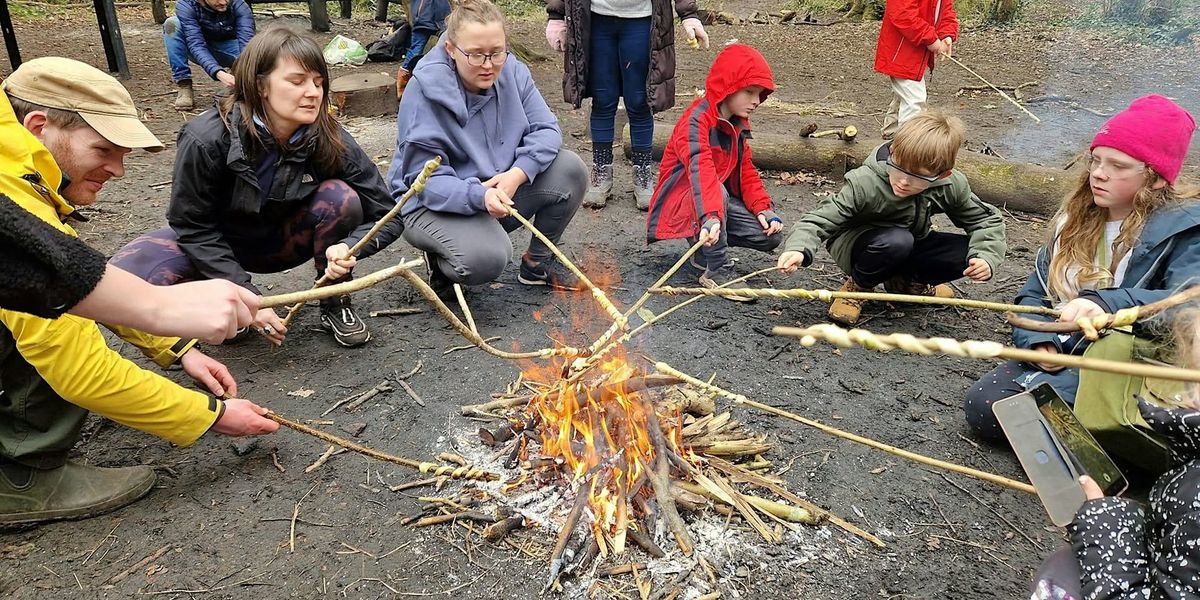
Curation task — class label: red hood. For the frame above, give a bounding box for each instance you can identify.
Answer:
[704,44,775,106]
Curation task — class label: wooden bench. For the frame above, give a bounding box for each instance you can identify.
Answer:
[151,0,352,33]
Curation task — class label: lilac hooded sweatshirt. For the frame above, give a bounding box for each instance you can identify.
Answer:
[386,37,563,216]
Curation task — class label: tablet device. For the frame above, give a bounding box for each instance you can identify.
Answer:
[992,383,1128,526]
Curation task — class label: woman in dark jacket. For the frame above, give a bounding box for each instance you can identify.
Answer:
[111,28,402,348]
[545,0,706,210]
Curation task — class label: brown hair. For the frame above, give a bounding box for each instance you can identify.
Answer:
[7,97,89,131]
[444,0,506,43]
[1046,167,1200,304]
[219,27,344,172]
[890,111,966,175]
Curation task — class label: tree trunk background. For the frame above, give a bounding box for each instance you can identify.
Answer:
[623,126,1076,216]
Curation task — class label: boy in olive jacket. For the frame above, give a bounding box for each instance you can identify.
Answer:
[778,111,1005,324]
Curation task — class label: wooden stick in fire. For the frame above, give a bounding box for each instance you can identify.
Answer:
[280,157,442,329]
[777,323,1200,384]
[649,285,1057,316]
[945,55,1041,123]
[259,259,423,309]
[265,411,499,481]
[653,361,1038,495]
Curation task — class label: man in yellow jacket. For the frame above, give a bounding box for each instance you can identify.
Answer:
[0,57,278,527]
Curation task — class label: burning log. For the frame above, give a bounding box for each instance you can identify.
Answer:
[646,412,695,556]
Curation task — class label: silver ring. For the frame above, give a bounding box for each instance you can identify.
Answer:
[262,326,274,335]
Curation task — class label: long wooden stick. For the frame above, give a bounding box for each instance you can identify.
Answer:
[776,323,1200,383]
[503,206,626,327]
[653,361,1038,495]
[946,55,1041,123]
[650,285,1058,316]
[266,411,499,481]
[1007,284,1200,337]
[281,157,442,327]
[260,259,423,309]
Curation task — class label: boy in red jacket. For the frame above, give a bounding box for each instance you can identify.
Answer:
[645,44,783,302]
[875,0,958,139]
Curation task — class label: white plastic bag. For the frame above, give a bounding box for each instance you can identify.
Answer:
[323,34,368,66]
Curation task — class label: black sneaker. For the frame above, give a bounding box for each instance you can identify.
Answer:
[320,295,371,347]
[698,264,754,303]
[422,252,457,300]
[519,256,580,291]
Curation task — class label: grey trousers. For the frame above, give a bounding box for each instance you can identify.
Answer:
[402,150,587,285]
[692,194,783,268]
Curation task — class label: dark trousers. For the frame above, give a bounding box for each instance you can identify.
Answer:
[0,327,91,469]
[849,227,969,289]
[691,194,782,269]
[964,360,1081,444]
[402,151,587,285]
[588,14,653,153]
[110,180,362,291]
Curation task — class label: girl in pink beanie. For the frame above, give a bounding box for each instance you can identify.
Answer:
[965,94,1199,444]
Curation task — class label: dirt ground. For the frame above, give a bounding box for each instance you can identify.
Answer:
[2,2,1199,598]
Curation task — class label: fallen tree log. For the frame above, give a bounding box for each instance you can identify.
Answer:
[623,127,1075,216]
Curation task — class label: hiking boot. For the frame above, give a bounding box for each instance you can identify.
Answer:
[583,163,613,209]
[828,278,871,325]
[519,256,580,291]
[884,277,954,298]
[0,460,155,527]
[396,67,411,99]
[633,164,655,211]
[423,252,456,300]
[320,295,371,347]
[173,79,194,111]
[699,264,754,303]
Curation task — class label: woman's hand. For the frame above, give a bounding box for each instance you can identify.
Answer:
[253,307,287,345]
[324,243,356,280]
[544,19,566,52]
[482,167,528,202]
[180,349,238,397]
[483,188,515,218]
[1031,342,1065,373]
[1058,298,1106,323]
[681,18,709,49]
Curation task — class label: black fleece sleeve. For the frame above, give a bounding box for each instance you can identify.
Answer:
[0,193,106,318]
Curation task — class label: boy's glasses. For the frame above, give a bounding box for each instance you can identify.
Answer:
[452,45,509,67]
[1086,154,1146,180]
[885,158,944,185]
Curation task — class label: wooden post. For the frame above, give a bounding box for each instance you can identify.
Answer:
[0,0,21,70]
[93,0,129,78]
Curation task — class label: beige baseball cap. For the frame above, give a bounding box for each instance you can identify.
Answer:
[1,57,164,151]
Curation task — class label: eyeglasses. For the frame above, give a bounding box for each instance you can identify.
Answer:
[885,158,944,185]
[1086,153,1146,180]
[452,45,509,67]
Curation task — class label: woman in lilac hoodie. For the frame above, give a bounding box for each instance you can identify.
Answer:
[387,0,587,297]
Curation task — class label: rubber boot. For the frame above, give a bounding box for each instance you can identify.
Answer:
[0,459,155,527]
[173,79,194,111]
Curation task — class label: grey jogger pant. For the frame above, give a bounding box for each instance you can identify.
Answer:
[401,150,587,285]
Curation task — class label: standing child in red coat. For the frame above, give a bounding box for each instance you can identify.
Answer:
[645,44,783,301]
[874,0,958,139]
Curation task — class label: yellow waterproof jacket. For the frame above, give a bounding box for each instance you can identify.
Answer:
[0,88,222,446]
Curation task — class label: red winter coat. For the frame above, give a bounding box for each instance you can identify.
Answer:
[874,0,958,82]
[646,44,774,242]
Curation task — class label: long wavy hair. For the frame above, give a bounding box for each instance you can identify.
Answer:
[219,28,344,172]
[1046,164,1200,304]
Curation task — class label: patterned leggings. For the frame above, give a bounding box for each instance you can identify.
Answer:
[110,180,362,288]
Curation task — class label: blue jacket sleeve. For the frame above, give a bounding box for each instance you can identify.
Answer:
[232,0,255,50]
[1090,230,1200,317]
[178,0,223,80]
[1011,247,1064,351]
[509,61,562,184]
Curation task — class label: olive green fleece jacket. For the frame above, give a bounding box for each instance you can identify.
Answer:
[782,143,1007,278]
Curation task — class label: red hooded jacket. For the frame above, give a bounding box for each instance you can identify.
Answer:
[646,44,775,243]
[874,0,958,82]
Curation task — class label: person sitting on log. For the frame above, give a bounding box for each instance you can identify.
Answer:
[964,95,1199,444]
[164,0,255,111]
[777,111,1006,324]
[387,0,588,298]
[111,28,402,348]
[0,58,278,527]
[645,43,783,303]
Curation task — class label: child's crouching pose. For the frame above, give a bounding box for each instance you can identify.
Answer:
[777,111,1006,324]
[645,44,784,302]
